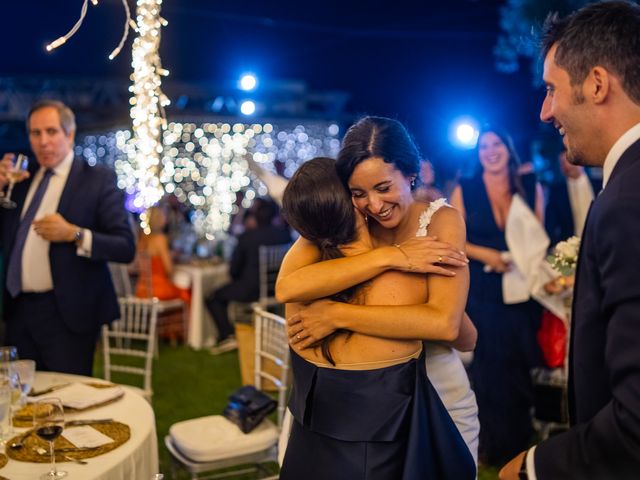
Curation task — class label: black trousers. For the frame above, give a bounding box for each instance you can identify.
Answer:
[204,283,243,342]
[5,291,98,376]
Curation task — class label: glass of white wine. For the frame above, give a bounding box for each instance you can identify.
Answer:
[11,359,36,404]
[3,371,22,439]
[0,153,29,209]
[34,398,67,479]
[0,382,11,440]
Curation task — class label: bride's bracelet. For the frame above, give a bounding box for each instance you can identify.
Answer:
[393,244,416,272]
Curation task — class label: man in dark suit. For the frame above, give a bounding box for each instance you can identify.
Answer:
[545,149,600,246]
[205,198,290,353]
[500,2,640,479]
[0,100,135,375]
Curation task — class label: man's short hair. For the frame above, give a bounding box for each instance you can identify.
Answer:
[27,99,77,135]
[541,1,640,105]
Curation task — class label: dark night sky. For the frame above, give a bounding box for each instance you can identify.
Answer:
[2,0,546,162]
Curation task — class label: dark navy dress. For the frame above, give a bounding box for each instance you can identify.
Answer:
[460,173,543,465]
[280,349,476,480]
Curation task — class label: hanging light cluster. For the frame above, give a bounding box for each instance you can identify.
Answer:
[123,0,170,215]
[77,121,341,237]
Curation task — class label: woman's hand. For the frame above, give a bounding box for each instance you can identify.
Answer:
[481,248,511,273]
[287,299,340,349]
[543,274,575,294]
[393,236,468,275]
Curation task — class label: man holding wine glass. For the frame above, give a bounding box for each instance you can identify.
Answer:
[0,99,135,375]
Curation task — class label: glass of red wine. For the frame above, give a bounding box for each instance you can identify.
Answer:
[33,398,67,479]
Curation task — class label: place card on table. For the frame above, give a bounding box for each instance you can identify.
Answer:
[62,426,114,448]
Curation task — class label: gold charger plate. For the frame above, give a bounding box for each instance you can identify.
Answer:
[6,421,130,463]
[14,383,124,428]
[0,453,7,468]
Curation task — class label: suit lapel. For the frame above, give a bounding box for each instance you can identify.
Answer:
[567,196,597,424]
[57,158,83,217]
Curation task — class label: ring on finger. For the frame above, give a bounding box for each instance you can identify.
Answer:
[438,255,443,263]
[296,334,301,340]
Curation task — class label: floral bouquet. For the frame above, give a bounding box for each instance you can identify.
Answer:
[548,236,581,276]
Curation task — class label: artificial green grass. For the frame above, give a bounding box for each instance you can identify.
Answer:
[95,343,498,479]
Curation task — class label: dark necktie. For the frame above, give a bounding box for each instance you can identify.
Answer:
[6,168,54,297]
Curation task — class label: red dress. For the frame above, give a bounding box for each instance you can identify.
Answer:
[135,255,191,303]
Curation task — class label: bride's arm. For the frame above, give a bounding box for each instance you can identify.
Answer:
[275,236,406,303]
[288,206,469,344]
[446,312,477,352]
[276,235,467,303]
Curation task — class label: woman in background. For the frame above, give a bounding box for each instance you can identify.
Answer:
[450,126,544,466]
[135,206,190,303]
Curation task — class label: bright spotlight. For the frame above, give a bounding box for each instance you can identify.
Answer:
[239,73,257,91]
[240,100,256,115]
[450,118,479,149]
[456,124,476,144]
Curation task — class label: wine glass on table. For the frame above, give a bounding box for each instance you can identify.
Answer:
[34,398,67,479]
[0,346,18,441]
[0,382,11,440]
[0,153,29,209]
[11,359,36,405]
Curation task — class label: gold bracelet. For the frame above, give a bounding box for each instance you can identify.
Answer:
[393,244,415,272]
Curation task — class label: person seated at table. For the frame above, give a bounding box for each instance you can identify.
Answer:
[205,197,291,354]
[135,206,191,303]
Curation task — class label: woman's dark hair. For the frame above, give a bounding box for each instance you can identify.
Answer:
[476,125,526,198]
[336,116,421,188]
[282,157,358,365]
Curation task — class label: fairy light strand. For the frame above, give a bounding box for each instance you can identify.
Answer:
[126,0,169,212]
[108,0,132,60]
[46,0,131,60]
[46,0,95,52]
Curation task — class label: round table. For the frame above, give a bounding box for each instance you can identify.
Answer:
[0,371,159,480]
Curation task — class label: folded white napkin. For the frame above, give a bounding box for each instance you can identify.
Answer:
[504,194,568,321]
[36,383,124,410]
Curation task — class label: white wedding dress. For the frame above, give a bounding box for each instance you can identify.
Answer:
[417,198,479,465]
[278,199,479,466]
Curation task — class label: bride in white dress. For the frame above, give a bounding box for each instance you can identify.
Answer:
[277,116,480,466]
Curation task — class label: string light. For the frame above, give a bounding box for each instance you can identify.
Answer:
[45,0,131,60]
[126,0,169,210]
[108,0,132,60]
[46,0,95,52]
[79,121,341,237]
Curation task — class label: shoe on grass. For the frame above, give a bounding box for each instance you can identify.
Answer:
[210,337,238,355]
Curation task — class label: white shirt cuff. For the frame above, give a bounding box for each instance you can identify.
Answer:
[526,446,537,480]
[76,229,92,257]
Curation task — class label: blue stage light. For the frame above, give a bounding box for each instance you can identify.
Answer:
[450,118,479,149]
[239,73,257,91]
[240,100,256,115]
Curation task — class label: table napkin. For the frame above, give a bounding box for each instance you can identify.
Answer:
[35,383,124,410]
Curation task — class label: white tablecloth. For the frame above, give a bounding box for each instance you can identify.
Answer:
[175,263,229,350]
[1,372,159,480]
